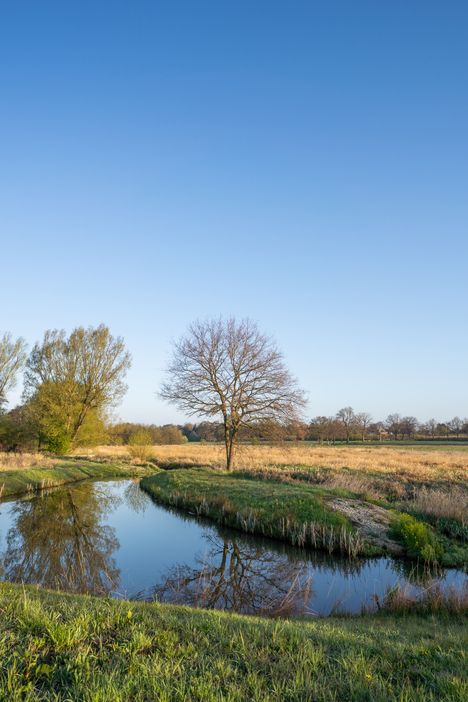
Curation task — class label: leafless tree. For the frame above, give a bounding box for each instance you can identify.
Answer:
[160,318,306,469]
[400,416,418,439]
[336,407,356,443]
[355,412,372,442]
[425,418,437,439]
[385,413,402,440]
[448,417,463,439]
[0,333,27,408]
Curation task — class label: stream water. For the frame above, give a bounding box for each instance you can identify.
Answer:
[0,479,465,616]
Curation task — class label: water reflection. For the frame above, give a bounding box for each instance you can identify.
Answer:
[151,534,313,616]
[0,479,465,615]
[2,483,121,594]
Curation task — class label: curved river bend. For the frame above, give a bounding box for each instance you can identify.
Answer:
[0,479,465,617]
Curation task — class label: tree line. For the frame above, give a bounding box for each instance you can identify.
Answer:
[1,321,467,469]
[107,412,468,447]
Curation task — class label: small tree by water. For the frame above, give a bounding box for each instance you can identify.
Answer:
[160,317,306,470]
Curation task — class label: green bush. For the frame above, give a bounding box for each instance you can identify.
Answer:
[43,429,72,454]
[392,513,443,562]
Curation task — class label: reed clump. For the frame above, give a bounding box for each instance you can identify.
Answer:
[373,582,468,615]
[0,452,57,471]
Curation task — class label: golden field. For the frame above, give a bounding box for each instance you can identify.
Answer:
[1,442,467,526]
[72,443,468,483]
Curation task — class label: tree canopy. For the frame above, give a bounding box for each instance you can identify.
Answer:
[23,325,131,451]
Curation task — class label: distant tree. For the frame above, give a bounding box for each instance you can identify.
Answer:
[160,318,306,470]
[0,405,37,451]
[336,407,356,443]
[400,416,418,440]
[193,421,225,442]
[285,420,309,441]
[355,412,372,442]
[385,413,402,440]
[308,416,345,444]
[369,421,386,442]
[448,417,463,439]
[24,325,131,451]
[425,418,437,439]
[0,333,27,409]
[308,416,328,443]
[436,422,450,439]
[153,425,186,444]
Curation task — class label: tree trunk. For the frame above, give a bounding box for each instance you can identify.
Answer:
[224,426,236,470]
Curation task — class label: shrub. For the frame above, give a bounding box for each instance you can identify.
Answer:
[392,513,443,562]
[128,430,153,461]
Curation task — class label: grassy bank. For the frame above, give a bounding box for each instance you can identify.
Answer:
[141,468,468,565]
[0,459,153,501]
[141,469,372,557]
[0,583,466,702]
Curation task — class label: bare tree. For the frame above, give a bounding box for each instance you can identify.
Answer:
[160,318,306,469]
[425,418,437,439]
[336,407,356,443]
[400,416,418,440]
[24,324,131,443]
[0,333,27,409]
[448,417,463,439]
[355,412,372,442]
[385,413,402,440]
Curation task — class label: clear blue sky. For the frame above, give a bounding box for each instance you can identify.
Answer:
[1,1,467,424]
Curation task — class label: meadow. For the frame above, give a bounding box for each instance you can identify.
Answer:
[3,444,467,561]
[0,582,466,702]
[77,443,468,539]
[0,443,467,700]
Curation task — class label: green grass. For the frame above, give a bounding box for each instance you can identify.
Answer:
[0,583,466,702]
[141,469,371,556]
[0,460,154,501]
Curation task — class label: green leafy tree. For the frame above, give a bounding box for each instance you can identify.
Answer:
[24,325,131,451]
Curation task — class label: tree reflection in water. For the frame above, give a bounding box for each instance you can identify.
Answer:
[123,479,152,514]
[151,533,315,617]
[2,483,121,595]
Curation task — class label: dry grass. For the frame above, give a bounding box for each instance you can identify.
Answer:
[374,581,468,615]
[0,452,58,472]
[73,443,468,484]
[409,486,468,524]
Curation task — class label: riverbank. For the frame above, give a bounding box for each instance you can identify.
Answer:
[0,459,155,500]
[141,468,468,565]
[141,469,385,557]
[0,582,466,702]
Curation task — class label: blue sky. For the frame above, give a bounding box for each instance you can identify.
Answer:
[1,1,467,424]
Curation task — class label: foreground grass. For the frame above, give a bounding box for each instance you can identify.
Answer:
[0,459,153,501]
[0,583,466,702]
